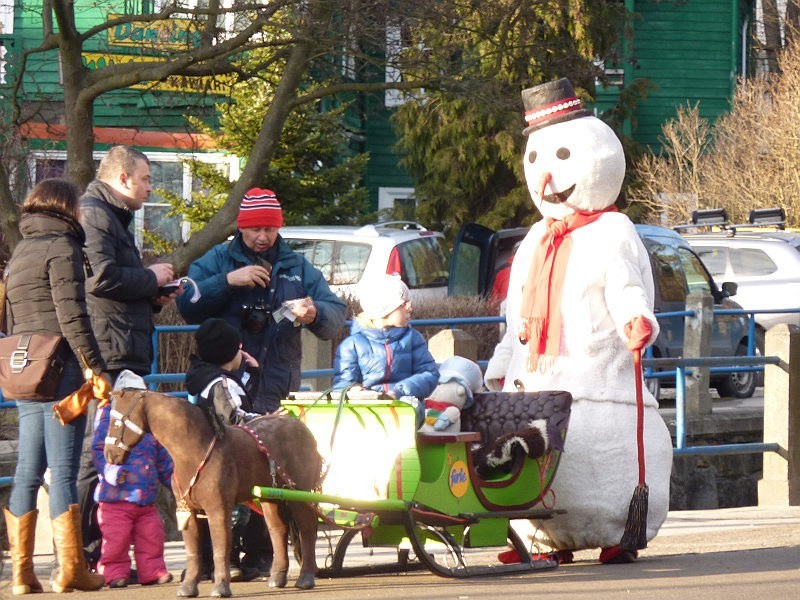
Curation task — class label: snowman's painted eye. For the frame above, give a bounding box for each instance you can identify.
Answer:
[556,147,570,160]
[527,150,537,163]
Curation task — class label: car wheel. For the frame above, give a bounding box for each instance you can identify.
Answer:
[714,343,757,399]
[645,373,661,402]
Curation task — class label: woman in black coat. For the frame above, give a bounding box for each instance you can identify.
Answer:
[3,179,108,594]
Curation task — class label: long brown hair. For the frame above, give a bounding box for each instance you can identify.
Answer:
[21,178,80,219]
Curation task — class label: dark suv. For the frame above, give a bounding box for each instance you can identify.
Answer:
[451,223,756,400]
[636,225,755,399]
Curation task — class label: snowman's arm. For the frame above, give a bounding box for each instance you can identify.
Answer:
[604,233,660,347]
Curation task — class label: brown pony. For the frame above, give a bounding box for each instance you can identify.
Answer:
[103,389,323,597]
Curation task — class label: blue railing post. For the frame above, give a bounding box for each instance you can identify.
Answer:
[675,365,687,451]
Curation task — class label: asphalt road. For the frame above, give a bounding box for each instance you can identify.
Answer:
[13,505,800,600]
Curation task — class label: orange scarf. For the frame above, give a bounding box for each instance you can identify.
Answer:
[519,206,617,370]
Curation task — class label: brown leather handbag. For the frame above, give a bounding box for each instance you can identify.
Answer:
[0,268,64,400]
[0,333,65,400]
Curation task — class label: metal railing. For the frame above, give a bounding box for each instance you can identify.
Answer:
[1,307,796,489]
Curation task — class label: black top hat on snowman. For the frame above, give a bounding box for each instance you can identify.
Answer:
[521,78,593,135]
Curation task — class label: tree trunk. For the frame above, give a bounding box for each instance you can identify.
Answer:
[0,161,22,257]
[165,3,332,274]
[762,0,783,74]
[60,39,96,191]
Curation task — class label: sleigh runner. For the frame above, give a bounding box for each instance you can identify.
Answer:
[253,388,572,578]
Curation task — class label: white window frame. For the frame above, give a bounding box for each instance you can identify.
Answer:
[385,22,405,107]
[0,1,13,35]
[378,186,415,212]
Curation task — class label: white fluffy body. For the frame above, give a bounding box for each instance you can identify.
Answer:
[485,112,673,551]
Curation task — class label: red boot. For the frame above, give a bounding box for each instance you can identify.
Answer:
[599,545,637,564]
[497,549,521,564]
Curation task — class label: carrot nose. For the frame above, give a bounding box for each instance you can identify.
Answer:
[538,172,552,199]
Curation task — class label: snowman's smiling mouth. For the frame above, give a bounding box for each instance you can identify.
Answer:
[542,184,575,204]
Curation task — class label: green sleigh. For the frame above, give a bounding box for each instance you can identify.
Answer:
[253,388,572,578]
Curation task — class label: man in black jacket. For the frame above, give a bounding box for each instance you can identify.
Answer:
[76,145,178,570]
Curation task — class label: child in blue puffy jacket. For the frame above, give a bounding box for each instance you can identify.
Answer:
[333,274,439,410]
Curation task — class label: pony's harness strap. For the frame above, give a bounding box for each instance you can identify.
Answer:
[174,436,217,503]
[106,391,146,452]
[234,423,297,489]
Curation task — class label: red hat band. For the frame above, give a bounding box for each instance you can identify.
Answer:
[524,96,583,128]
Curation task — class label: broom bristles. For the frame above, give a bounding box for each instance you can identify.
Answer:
[620,483,649,551]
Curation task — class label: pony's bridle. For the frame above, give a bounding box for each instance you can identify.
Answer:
[105,391,146,453]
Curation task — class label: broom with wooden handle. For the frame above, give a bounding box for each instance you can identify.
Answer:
[620,346,649,551]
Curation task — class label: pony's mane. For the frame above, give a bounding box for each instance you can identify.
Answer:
[118,388,217,441]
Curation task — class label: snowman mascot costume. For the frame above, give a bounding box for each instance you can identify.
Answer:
[485,78,672,564]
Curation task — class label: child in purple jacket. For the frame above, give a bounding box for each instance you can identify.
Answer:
[91,375,174,588]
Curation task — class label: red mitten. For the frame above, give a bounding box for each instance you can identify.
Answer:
[624,316,653,352]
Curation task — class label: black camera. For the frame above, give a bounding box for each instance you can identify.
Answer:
[240,302,272,334]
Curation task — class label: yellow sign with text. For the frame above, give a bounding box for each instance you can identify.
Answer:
[107,14,201,50]
[82,53,235,95]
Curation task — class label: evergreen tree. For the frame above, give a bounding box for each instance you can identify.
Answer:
[391,0,628,235]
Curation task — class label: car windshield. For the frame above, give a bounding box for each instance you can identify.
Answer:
[398,238,450,289]
[287,239,372,285]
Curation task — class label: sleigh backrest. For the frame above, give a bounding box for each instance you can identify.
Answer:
[461,390,572,446]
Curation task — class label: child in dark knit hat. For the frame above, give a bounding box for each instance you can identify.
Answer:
[186,318,260,434]
[183,318,262,582]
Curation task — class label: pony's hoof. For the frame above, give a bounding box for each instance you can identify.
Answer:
[210,582,232,598]
[294,573,316,590]
[176,582,199,598]
[268,571,288,588]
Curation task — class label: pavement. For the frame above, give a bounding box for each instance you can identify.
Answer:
[5,504,797,599]
[4,388,795,598]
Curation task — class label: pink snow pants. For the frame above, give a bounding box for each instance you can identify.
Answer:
[97,501,169,584]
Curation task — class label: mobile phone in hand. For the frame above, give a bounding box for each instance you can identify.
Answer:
[158,282,180,296]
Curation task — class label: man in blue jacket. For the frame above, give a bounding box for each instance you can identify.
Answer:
[177,187,345,578]
[177,187,345,413]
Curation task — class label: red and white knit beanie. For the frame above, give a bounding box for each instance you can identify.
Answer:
[236,187,284,229]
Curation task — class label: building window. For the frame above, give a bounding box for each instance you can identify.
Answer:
[30,150,236,252]
[0,1,14,35]
[378,186,416,220]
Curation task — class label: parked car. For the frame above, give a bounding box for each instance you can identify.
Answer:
[677,208,800,353]
[453,222,757,400]
[637,224,755,400]
[280,222,451,304]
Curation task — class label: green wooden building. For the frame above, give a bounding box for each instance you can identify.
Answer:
[595,0,757,151]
